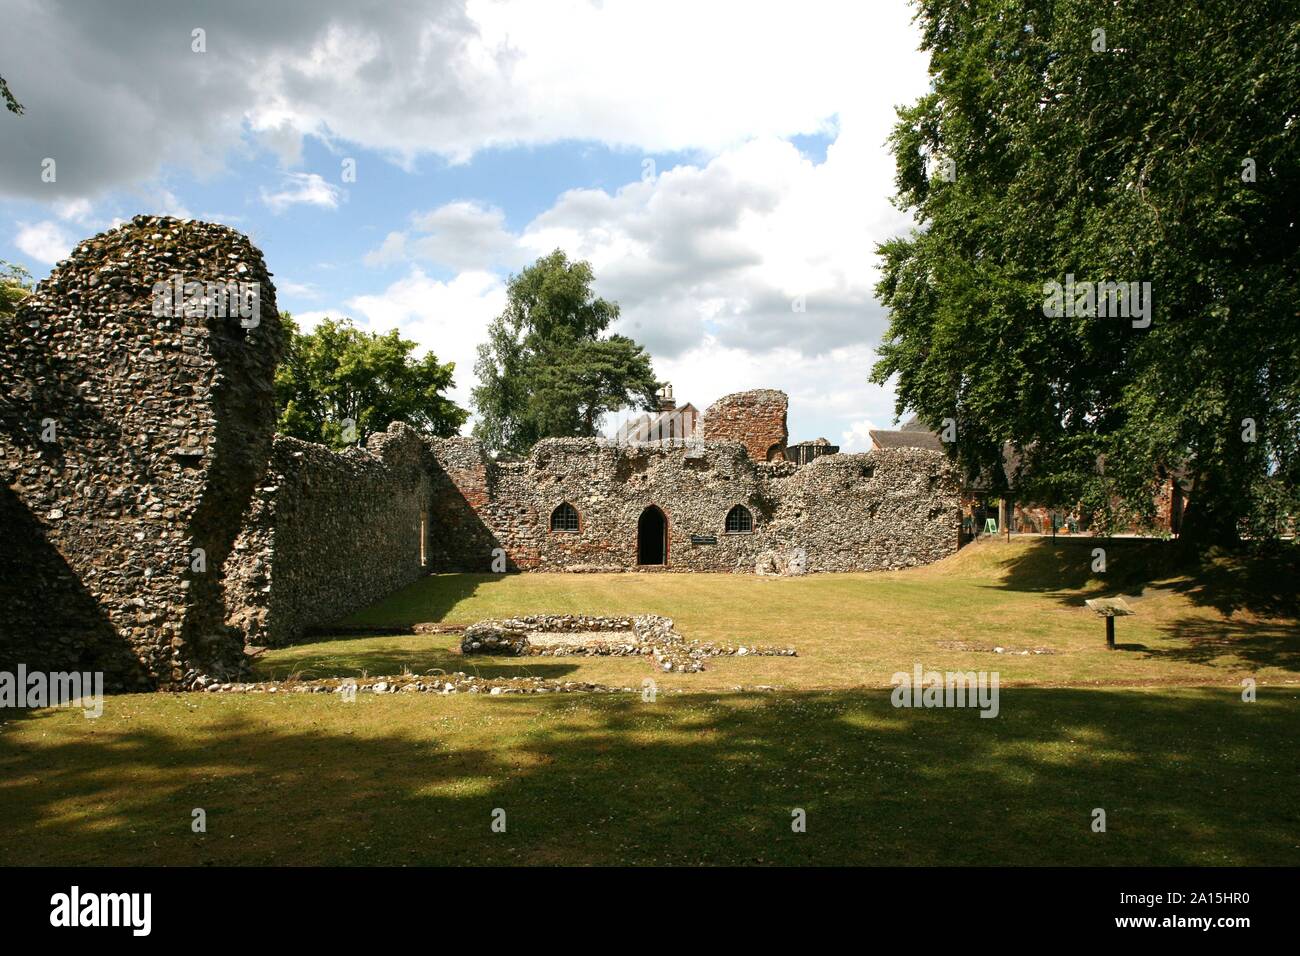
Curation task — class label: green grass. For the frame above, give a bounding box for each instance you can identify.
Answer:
[2,537,1297,866]
[2,689,1297,865]
[257,537,1300,692]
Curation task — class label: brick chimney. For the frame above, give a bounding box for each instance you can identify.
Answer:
[657,383,676,412]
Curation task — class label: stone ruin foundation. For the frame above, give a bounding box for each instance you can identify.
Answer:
[0,216,282,690]
[202,672,621,697]
[461,614,796,673]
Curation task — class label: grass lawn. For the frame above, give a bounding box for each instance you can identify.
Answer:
[2,538,1297,866]
[257,536,1300,692]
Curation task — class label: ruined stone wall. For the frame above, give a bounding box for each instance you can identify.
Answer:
[764,448,961,570]
[428,437,779,571]
[702,389,789,462]
[426,437,960,573]
[224,422,433,647]
[424,436,502,571]
[0,218,960,685]
[0,216,282,689]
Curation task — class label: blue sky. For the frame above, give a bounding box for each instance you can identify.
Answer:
[0,0,931,448]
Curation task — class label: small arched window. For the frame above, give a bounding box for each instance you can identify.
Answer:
[725,504,753,534]
[550,502,580,532]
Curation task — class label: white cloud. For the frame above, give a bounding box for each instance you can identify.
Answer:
[415,202,520,269]
[290,310,335,332]
[518,125,908,359]
[363,232,409,268]
[375,90,918,359]
[134,187,191,220]
[15,221,74,264]
[359,102,916,425]
[0,1,931,443]
[366,202,524,271]
[278,279,320,299]
[840,419,883,453]
[1,1,927,197]
[291,312,335,335]
[53,198,94,223]
[260,173,343,213]
[345,269,507,410]
[349,81,922,442]
[647,340,897,448]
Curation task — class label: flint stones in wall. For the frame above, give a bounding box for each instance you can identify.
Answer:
[461,613,697,669]
[0,216,283,690]
[205,673,621,696]
[767,448,960,571]
[461,622,533,655]
[426,435,960,574]
[224,421,435,648]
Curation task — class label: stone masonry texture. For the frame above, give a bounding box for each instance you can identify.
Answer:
[0,216,282,690]
[419,436,960,574]
[225,422,433,647]
[226,434,960,643]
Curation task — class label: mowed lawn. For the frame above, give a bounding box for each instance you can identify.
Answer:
[2,538,1297,866]
[258,537,1300,692]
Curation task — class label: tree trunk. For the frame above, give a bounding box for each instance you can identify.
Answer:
[1177,469,1241,548]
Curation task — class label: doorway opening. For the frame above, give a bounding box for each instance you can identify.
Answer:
[637,505,667,566]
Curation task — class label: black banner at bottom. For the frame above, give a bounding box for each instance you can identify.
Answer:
[0,866,1286,939]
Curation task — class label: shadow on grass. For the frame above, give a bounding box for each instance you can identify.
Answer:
[994,538,1300,616]
[992,538,1186,602]
[251,641,583,683]
[1,687,1297,866]
[340,573,495,628]
[993,539,1300,671]
[1167,547,1300,620]
[1141,615,1300,672]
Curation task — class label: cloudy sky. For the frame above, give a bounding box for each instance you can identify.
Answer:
[0,0,930,448]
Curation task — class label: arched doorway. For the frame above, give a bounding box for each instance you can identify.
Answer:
[637,505,667,566]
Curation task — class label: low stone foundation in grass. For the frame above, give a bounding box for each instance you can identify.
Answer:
[460,614,796,673]
[201,673,621,695]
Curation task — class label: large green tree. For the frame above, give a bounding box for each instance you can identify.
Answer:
[871,0,1299,544]
[472,250,660,456]
[276,314,467,448]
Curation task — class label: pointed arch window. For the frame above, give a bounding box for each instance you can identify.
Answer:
[725,504,753,534]
[550,502,580,532]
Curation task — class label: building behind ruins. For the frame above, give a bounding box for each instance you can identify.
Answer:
[869,416,1190,536]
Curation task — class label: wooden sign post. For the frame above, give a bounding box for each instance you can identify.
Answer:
[1084,598,1134,650]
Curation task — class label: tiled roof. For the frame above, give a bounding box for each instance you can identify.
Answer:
[868,428,945,452]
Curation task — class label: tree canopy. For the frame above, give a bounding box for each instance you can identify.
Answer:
[276,314,467,449]
[471,249,660,456]
[871,0,1299,543]
[0,261,33,319]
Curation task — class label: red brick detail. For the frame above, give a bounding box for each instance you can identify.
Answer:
[702,389,788,462]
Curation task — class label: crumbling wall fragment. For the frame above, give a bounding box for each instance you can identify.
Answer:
[702,389,789,461]
[0,216,282,689]
[224,422,434,647]
[425,435,960,573]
